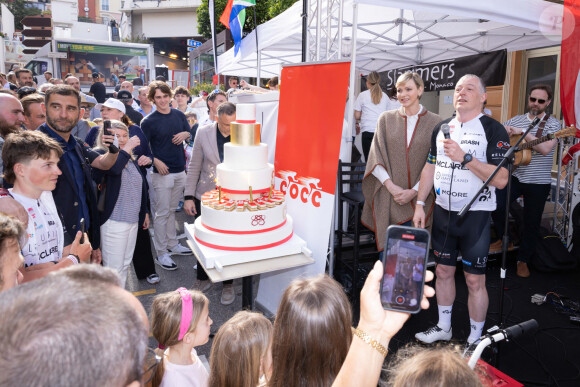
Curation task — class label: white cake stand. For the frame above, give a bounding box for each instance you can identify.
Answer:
[185,223,314,309]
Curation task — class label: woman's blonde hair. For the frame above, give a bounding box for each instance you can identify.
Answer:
[95,120,134,159]
[150,289,209,387]
[269,275,352,387]
[386,345,488,387]
[209,311,273,387]
[367,71,384,105]
[395,72,424,99]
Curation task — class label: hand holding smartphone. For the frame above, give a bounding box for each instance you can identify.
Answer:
[380,225,430,313]
[103,119,119,154]
[79,218,86,244]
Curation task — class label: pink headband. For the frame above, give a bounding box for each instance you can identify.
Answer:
[176,287,193,341]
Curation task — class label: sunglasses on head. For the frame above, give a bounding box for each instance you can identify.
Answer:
[529,97,546,104]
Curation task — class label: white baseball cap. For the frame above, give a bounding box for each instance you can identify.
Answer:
[101,98,126,114]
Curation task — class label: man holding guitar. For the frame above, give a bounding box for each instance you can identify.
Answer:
[491,84,561,278]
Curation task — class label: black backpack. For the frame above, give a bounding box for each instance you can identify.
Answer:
[569,202,580,266]
[533,227,577,272]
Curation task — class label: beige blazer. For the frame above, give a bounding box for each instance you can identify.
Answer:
[185,122,221,199]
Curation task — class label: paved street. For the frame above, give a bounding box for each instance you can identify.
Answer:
[125,210,254,359]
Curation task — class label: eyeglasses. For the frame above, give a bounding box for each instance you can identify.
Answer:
[142,347,162,384]
[529,97,547,104]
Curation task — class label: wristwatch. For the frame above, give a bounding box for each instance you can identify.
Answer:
[461,153,473,167]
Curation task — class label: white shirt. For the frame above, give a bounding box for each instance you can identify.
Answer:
[354,90,400,133]
[372,106,424,191]
[10,190,64,267]
[199,116,215,127]
[160,349,209,387]
[190,99,209,124]
[432,114,507,212]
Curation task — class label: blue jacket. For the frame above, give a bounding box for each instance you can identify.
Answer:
[92,149,149,227]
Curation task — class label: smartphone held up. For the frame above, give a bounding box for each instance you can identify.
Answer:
[380,225,430,313]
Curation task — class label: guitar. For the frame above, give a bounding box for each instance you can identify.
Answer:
[511,126,577,166]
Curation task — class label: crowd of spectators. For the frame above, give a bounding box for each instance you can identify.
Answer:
[0,70,494,386]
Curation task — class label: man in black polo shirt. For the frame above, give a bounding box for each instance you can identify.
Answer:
[117,90,143,126]
[141,81,192,271]
[114,74,126,93]
[38,85,119,263]
[89,73,107,104]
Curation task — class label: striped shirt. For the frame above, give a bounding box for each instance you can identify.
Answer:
[505,114,561,185]
[110,162,142,223]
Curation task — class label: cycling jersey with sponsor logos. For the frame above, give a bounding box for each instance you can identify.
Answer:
[427,114,509,212]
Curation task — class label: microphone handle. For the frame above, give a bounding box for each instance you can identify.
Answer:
[527,117,541,130]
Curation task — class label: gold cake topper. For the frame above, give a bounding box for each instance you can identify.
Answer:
[231,122,262,146]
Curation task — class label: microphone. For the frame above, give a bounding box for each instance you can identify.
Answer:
[503,319,539,340]
[441,124,451,139]
[466,319,539,368]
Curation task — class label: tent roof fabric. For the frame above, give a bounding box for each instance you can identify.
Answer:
[218,0,563,77]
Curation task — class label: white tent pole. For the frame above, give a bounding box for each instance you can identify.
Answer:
[257,49,262,84]
[347,2,358,134]
[326,0,331,60]
[316,0,322,60]
[338,0,343,58]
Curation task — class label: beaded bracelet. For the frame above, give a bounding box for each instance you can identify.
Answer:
[67,254,80,265]
[351,327,388,357]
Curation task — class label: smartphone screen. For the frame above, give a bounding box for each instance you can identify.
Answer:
[380,225,430,313]
[103,119,112,135]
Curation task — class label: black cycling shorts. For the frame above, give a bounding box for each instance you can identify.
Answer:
[431,205,490,275]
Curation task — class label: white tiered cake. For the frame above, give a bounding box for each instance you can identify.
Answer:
[185,104,307,269]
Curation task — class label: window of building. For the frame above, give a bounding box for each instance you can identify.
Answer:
[102,0,109,11]
[522,47,561,118]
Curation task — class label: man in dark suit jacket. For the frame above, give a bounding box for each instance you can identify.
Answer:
[37,85,119,263]
[184,102,237,305]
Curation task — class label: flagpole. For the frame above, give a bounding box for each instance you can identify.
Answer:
[253,5,260,84]
[209,0,219,84]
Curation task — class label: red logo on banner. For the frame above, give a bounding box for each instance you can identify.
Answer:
[277,170,322,207]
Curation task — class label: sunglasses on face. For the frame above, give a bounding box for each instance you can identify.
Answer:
[529,97,546,104]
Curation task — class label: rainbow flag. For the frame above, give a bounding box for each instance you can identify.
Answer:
[219,0,256,55]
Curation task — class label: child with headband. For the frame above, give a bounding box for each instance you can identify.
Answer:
[209,311,273,387]
[151,288,212,387]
